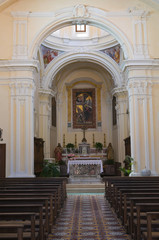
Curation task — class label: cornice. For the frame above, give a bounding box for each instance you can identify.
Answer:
[0,59,40,72]
[10,5,150,19]
[43,34,118,52]
[121,59,159,71]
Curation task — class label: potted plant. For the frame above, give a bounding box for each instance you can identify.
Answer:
[103,159,115,175]
[66,143,75,153]
[95,142,103,152]
[58,160,68,176]
[119,155,134,176]
[40,160,60,177]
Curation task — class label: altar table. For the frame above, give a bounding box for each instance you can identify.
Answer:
[67,159,103,176]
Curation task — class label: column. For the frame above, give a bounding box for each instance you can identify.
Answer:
[113,88,129,163]
[39,91,52,158]
[9,80,35,177]
[128,79,157,175]
[56,92,63,144]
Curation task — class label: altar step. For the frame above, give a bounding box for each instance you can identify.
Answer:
[66,183,105,194]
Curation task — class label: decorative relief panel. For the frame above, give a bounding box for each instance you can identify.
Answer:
[73,4,89,18]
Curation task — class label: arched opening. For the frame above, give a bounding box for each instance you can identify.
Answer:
[32,5,131,171]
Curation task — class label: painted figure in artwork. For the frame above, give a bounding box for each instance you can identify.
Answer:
[76,92,93,124]
[54,143,63,162]
[114,46,120,63]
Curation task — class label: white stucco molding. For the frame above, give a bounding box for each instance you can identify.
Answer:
[121,59,159,72]
[39,88,56,97]
[111,87,127,96]
[42,51,123,89]
[26,6,134,61]
[0,59,40,72]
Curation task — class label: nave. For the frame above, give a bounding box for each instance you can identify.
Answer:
[48,194,130,240]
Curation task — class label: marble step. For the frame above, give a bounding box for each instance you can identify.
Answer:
[67,188,105,193]
[67,184,104,188]
[66,183,105,193]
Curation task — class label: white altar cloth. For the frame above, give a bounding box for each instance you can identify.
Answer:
[67,160,103,174]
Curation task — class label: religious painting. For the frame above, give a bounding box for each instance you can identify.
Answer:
[73,88,96,129]
[100,44,120,64]
[40,45,63,68]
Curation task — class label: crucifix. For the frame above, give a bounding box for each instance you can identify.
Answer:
[81,126,88,143]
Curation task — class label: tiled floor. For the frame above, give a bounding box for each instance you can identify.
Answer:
[48,195,130,240]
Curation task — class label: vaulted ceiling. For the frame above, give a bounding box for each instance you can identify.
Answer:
[0,0,159,12]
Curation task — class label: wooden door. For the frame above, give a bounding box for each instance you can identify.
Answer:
[0,144,6,178]
[124,136,131,156]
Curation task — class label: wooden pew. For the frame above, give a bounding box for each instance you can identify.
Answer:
[0,192,55,226]
[0,187,61,213]
[118,189,159,223]
[134,203,159,240]
[122,194,159,230]
[102,177,159,240]
[0,177,67,238]
[0,222,24,240]
[0,198,49,234]
[142,212,159,240]
[0,177,67,202]
[0,213,37,240]
[114,187,159,217]
[128,197,159,237]
[103,177,159,201]
[0,203,44,240]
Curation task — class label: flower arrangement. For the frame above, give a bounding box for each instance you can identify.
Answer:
[67,153,75,160]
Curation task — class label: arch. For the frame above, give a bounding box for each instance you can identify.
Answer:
[66,78,102,88]
[42,51,123,89]
[29,5,133,61]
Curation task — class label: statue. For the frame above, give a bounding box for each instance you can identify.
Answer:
[54,143,63,162]
[107,143,114,160]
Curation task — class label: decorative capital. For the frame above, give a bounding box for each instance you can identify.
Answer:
[112,87,127,98]
[127,6,150,19]
[9,81,35,97]
[127,79,152,96]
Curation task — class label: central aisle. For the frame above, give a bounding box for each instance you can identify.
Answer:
[48,195,130,240]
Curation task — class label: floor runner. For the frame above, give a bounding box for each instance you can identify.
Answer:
[48,195,130,240]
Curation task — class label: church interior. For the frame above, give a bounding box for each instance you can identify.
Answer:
[0,0,159,239]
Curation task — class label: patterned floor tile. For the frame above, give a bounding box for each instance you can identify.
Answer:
[48,195,130,240]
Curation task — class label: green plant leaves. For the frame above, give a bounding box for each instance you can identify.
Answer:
[40,160,60,177]
[95,142,103,150]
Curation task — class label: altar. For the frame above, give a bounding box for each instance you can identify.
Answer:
[67,158,103,177]
[63,127,106,178]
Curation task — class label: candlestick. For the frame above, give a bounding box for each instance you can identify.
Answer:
[104,133,106,148]
[93,133,95,147]
[75,134,77,148]
[63,134,65,148]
